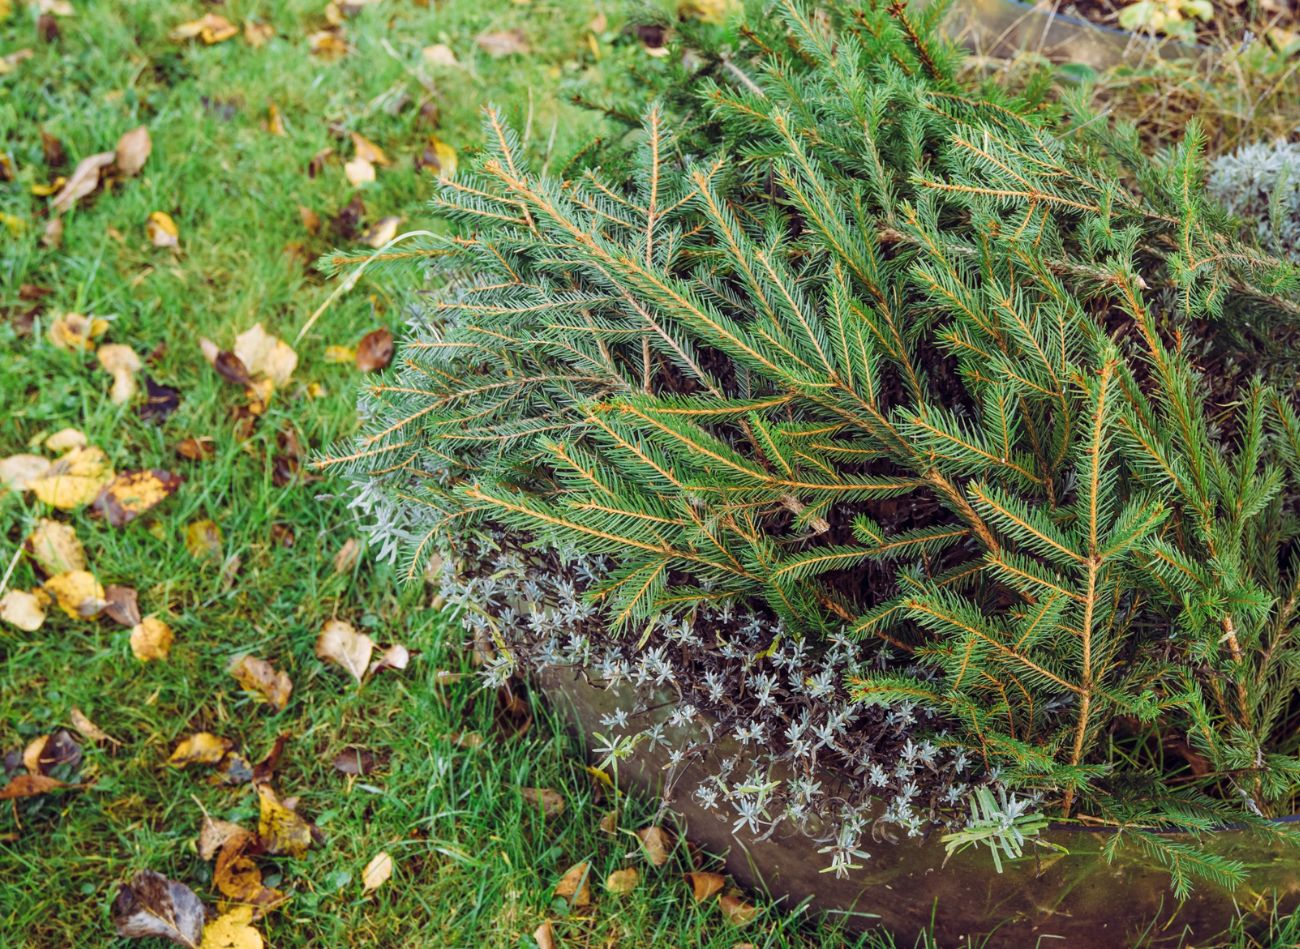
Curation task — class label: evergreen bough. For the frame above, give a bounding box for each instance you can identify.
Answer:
[327,0,1300,890]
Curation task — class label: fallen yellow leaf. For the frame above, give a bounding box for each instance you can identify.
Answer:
[256,783,316,857]
[130,616,173,661]
[324,345,355,364]
[185,519,224,561]
[315,618,374,684]
[0,453,51,494]
[0,590,47,631]
[48,312,108,351]
[97,343,142,404]
[42,569,106,619]
[29,446,113,508]
[350,132,389,165]
[685,871,725,902]
[229,655,292,711]
[361,851,393,893]
[243,19,274,47]
[233,323,297,387]
[25,518,86,574]
[343,156,375,186]
[554,861,592,907]
[200,905,263,949]
[363,215,400,249]
[44,428,87,452]
[146,211,180,249]
[169,732,233,767]
[605,867,639,893]
[171,12,239,44]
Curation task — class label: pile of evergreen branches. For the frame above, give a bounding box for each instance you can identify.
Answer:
[327,0,1300,891]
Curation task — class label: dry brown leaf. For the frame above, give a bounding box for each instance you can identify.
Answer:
[331,746,380,775]
[685,871,725,902]
[265,102,286,137]
[92,469,183,526]
[451,731,483,749]
[97,343,142,404]
[532,920,557,949]
[519,786,565,817]
[130,616,174,661]
[42,569,106,619]
[343,156,375,186]
[0,454,51,493]
[70,706,116,745]
[598,809,618,835]
[213,831,286,913]
[29,446,113,508]
[256,783,317,857]
[111,870,207,946]
[229,655,292,711]
[47,312,108,351]
[243,19,273,47]
[361,851,393,893]
[102,587,139,626]
[198,816,249,861]
[42,215,63,249]
[421,43,458,67]
[25,518,85,574]
[315,618,374,684]
[554,861,592,907]
[367,643,409,677]
[171,12,239,43]
[350,132,389,165]
[50,151,115,213]
[636,825,673,867]
[1,590,47,631]
[176,437,217,462]
[719,893,758,926]
[605,867,639,894]
[115,125,151,176]
[147,211,180,248]
[362,215,399,249]
[200,905,264,949]
[476,28,530,57]
[308,28,348,59]
[233,324,297,387]
[169,732,233,767]
[0,773,67,799]
[44,427,87,452]
[185,519,224,561]
[355,328,393,373]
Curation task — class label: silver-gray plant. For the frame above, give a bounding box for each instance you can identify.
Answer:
[1208,139,1300,263]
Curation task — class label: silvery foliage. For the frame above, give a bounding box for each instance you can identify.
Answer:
[422,529,988,878]
[1208,139,1300,263]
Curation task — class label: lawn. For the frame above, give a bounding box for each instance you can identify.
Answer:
[0,0,877,945]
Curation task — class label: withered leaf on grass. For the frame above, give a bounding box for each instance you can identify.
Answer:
[233,323,297,387]
[176,437,216,461]
[147,211,180,249]
[25,518,85,574]
[361,216,399,249]
[214,830,287,912]
[115,125,151,176]
[170,12,239,44]
[111,870,207,947]
[0,590,47,631]
[606,867,639,893]
[685,871,726,902]
[24,729,81,775]
[315,619,373,685]
[533,920,556,949]
[554,861,592,908]
[208,751,253,786]
[104,584,142,627]
[42,569,106,619]
[362,851,393,893]
[92,469,183,526]
[476,28,530,57]
[331,746,381,776]
[130,615,174,661]
[0,773,68,800]
[367,643,409,677]
[200,905,264,949]
[50,151,115,214]
[29,445,114,509]
[520,787,565,818]
[198,816,249,861]
[355,328,393,373]
[350,132,389,166]
[140,377,183,424]
[229,656,292,711]
[0,453,51,494]
[185,519,223,562]
[169,732,233,768]
[48,312,108,351]
[719,893,758,926]
[344,156,375,187]
[97,343,142,404]
[251,733,289,784]
[256,783,318,857]
[70,706,117,745]
[636,825,673,866]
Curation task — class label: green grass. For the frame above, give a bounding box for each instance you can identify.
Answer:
[0,0,889,945]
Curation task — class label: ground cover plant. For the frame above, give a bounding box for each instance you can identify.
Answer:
[0,0,899,945]
[337,0,1300,905]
